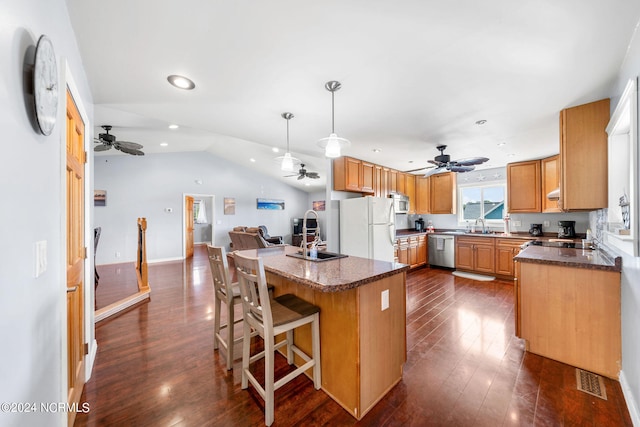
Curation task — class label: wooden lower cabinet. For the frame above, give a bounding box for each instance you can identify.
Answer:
[395,234,427,269]
[455,236,494,274]
[495,238,530,277]
[518,262,621,378]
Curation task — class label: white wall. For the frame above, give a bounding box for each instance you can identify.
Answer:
[0,1,93,426]
[94,151,311,264]
[601,19,640,425]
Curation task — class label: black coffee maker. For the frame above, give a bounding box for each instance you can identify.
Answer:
[415,217,425,232]
[558,220,576,238]
[529,224,543,236]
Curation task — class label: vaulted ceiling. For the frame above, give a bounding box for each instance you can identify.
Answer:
[67,0,640,192]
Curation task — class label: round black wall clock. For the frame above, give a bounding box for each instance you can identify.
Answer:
[33,35,58,136]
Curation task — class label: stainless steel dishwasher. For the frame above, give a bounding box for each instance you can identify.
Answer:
[428,234,455,268]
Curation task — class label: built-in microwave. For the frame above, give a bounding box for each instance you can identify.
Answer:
[389,193,409,214]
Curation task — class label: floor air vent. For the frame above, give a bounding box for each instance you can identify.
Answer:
[576,368,607,400]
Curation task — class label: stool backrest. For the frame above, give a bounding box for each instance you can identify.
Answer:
[207,246,234,298]
[233,251,272,329]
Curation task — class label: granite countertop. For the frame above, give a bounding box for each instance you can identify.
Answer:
[233,245,409,293]
[514,245,622,272]
[396,228,577,242]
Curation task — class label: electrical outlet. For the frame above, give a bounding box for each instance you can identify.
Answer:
[115,251,121,258]
[543,221,550,227]
[381,289,389,311]
[513,220,522,227]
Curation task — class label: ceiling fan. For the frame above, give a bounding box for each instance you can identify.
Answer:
[406,145,488,176]
[94,125,144,155]
[284,164,320,180]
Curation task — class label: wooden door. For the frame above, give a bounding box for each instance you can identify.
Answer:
[455,240,474,270]
[405,174,416,214]
[66,89,86,426]
[474,243,495,274]
[507,160,541,212]
[430,172,456,214]
[185,196,194,258]
[360,161,375,193]
[541,155,561,213]
[415,177,430,214]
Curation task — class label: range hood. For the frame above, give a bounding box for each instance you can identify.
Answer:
[547,188,560,200]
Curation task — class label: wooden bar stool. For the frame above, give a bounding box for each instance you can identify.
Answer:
[233,251,321,427]
[207,245,243,370]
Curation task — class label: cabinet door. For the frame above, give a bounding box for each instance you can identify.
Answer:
[397,172,406,195]
[361,161,375,194]
[405,174,416,214]
[541,155,561,213]
[417,235,427,266]
[455,240,474,270]
[560,98,610,210]
[388,170,398,194]
[397,237,409,265]
[507,160,541,213]
[382,168,390,198]
[333,156,362,192]
[415,177,430,214]
[408,237,419,268]
[495,245,518,276]
[430,172,456,214]
[374,165,384,198]
[474,243,495,274]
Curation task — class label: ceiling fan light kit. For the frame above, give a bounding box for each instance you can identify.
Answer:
[405,145,488,177]
[317,80,350,158]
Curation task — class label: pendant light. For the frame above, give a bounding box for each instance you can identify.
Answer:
[317,81,350,158]
[275,112,300,172]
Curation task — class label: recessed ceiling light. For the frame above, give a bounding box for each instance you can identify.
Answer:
[497,142,506,147]
[272,147,279,153]
[475,119,487,125]
[160,142,168,147]
[372,149,381,153]
[168,124,179,130]
[250,158,256,163]
[508,153,516,157]
[167,75,195,90]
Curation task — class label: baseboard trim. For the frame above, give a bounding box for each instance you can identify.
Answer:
[148,257,183,264]
[620,370,640,426]
[95,290,151,323]
[86,339,98,381]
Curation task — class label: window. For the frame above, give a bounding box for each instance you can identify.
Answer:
[458,184,506,224]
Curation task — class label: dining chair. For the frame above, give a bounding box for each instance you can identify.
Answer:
[233,251,321,426]
[207,245,243,370]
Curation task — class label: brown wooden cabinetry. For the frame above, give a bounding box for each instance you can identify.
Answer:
[388,169,398,194]
[415,177,430,214]
[405,174,416,214]
[455,236,494,274]
[495,238,529,277]
[507,160,541,213]
[396,172,406,195]
[541,155,561,213]
[333,156,374,194]
[559,98,610,211]
[430,172,456,214]
[395,234,427,269]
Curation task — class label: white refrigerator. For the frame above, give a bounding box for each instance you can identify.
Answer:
[339,196,396,262]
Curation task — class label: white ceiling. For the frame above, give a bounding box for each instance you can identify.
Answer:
[66,0,640,192]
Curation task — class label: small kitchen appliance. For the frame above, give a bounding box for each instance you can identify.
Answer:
[415,217,425,232]
[529,224,543,236]
[558,220,576,238]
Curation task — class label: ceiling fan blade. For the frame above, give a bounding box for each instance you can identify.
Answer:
[114,141,144,150]
[94,144,112,152]
[306,172,320,179]
[427,159,442,166]
[93,138,105,144]
[424,167,445,177]
[283,174,298,177]
[449,165,475,172]
[116,146,145,155]
[404,165,436,173]
[297,175,304,180]
[453,157,489,166]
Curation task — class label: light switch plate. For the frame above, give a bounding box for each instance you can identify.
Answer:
[543,221,550,227]
[35,240,47,278]
[513,220,522,227]
[381,289,389,311]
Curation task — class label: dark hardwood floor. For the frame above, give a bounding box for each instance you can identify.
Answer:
[76,245,632,426]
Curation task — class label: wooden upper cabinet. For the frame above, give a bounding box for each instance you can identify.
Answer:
[507,160,542,213]
[430,172,456,214]
[560,98,610,211]
[333,156,373,193]
[541,155,561,213]
[360,161,375,193]
[396,172,406,195]
[388,169,398,194]
[405,174,416,214]
[373,165,383,198]
[415,176,430,214]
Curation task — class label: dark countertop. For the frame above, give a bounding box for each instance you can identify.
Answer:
[514,245,622,272]
[395,228,579,242]
[233,245,409,293]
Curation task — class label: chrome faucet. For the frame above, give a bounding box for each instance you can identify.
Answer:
[475,217,486,234]
[302,209,321,259]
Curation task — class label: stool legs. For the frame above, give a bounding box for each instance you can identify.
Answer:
[311,313,321,389]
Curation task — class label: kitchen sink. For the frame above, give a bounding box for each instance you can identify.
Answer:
[286,250,348,262]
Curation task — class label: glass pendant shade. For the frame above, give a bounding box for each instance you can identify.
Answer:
[317,80,350,158]
[281,152,295,172]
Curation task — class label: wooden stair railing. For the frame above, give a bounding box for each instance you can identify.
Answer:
[95,217,151,322]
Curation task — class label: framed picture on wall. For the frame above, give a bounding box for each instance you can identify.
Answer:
[224,197,235,215]
[257,198,285,210]
[312,200,325,211]
[94,190,106,206]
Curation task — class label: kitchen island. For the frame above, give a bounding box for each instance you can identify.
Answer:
[514,245,622,378]
[233,245,409,420]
